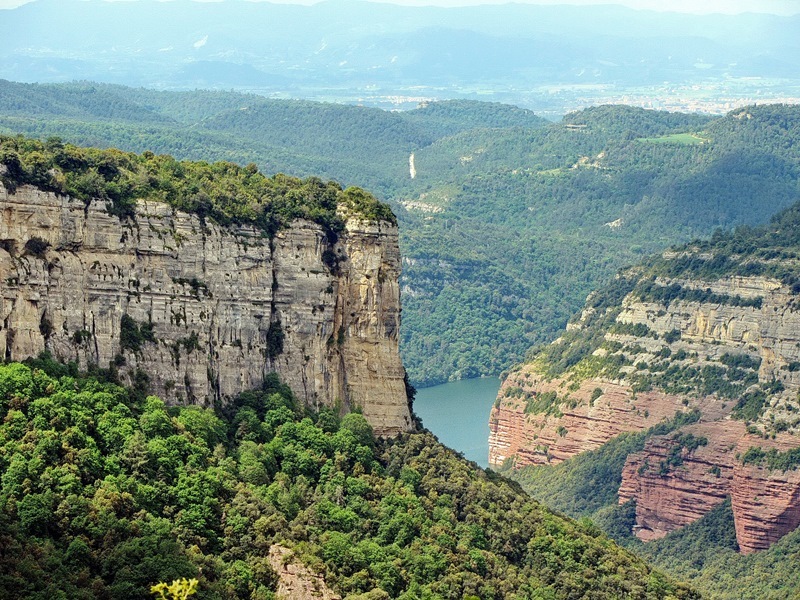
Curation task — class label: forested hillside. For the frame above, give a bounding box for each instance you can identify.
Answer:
[0,357,698,599]
[400,103,800,383]
[2,80,799,386]
[502,201,800,599]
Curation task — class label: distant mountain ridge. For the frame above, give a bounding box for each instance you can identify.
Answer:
[3,0,800,113]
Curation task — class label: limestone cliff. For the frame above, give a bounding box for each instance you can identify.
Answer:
[0,183,412,435]
[490,222,800,552]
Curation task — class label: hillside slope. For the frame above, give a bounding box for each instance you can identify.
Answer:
[400,104,800,383]
[490,201,800,567]
[0,359,699,599]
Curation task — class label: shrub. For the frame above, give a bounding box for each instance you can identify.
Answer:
[120,314,156,353]
[24,237,50,257]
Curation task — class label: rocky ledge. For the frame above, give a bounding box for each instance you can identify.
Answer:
[489,267,800,552]
[0,184,412,435]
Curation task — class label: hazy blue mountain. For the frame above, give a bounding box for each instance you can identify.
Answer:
[3,0,799,111]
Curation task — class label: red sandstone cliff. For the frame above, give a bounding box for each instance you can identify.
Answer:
[489,372,716,468]
[489,264,800,553]
[618,421,741,542]
[731,435,800,554]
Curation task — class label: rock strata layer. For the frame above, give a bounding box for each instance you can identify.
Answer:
[617,423,800,553]
[0,184,411,435]
[490,269,800,552]
[618,421,742,542]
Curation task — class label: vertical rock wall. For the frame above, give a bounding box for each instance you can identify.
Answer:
[0,184,411,435]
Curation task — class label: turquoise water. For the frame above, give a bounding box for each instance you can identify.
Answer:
[413,377,501,468]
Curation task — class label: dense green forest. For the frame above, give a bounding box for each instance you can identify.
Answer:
[0,135,393,232]
[2,81,800,386]
[0,357,698,599]
[505,201,800,599]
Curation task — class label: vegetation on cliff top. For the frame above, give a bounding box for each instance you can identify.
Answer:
[0,357,696,599]
[740,445,800,471]
[0,134,396,234]
[2,83,800,387]
[636,200,800,289]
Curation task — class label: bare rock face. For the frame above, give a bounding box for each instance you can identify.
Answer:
[731,434,800,554]
[489,269,800,552]
[488,372,704,468]
[613,409,800,554]
[0,184,412,436]
[618,421,743,542]
[616,423,800,553]
[268,546,342,600]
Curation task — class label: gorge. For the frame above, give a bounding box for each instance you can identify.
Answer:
[0,136,700,600]
[489,206,800,557]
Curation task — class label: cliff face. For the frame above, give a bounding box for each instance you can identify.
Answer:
[490,264,800,552]
[489,375,713,468]
[730,435,800,554]
[616,422,800,553]
[0,184,411,435]
[617,421,742,542]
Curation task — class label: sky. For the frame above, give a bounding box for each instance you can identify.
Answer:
[1,0,799,13]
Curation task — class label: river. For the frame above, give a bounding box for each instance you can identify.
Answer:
[412,377,501,468]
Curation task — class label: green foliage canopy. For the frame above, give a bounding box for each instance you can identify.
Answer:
[0,358,696,599]
[0,134,395,234]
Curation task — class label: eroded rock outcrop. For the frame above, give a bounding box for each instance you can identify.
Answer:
[268,546,342,600]
[0,184,412,435]
[731,434,800,554]
[618,420,742,542]
[616,422,800,553]
[490,256,800,552]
